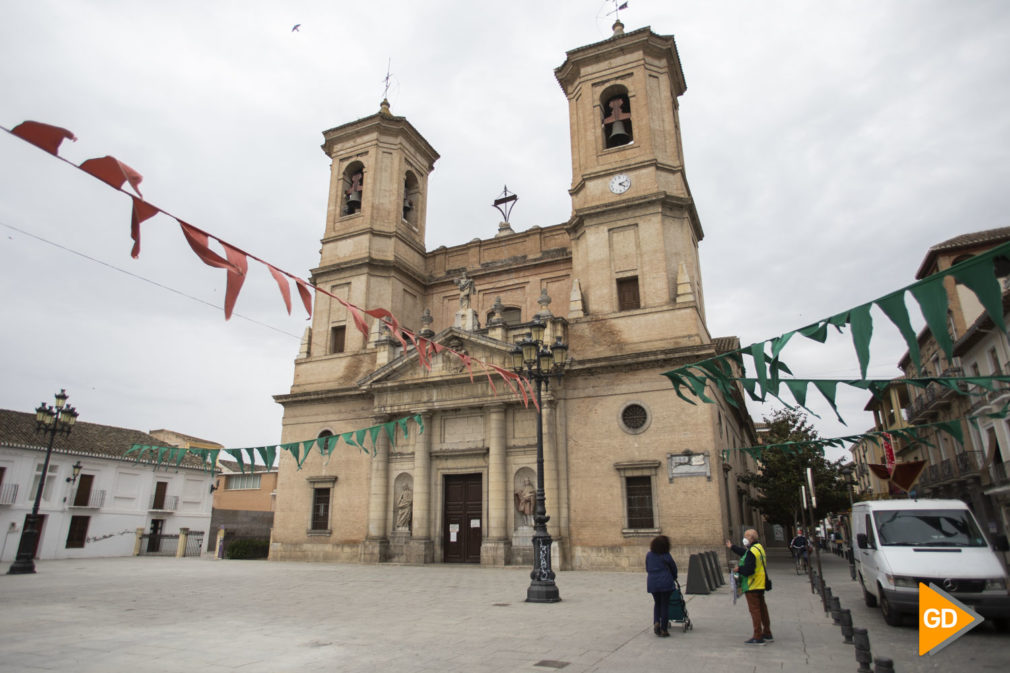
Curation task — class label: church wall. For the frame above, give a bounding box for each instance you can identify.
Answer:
[562,365,724,571]
[270,395,375,562]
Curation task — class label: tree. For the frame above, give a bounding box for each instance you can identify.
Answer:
[739,408,850,531]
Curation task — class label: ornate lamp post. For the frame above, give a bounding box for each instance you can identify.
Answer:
[511,320,567,603]
[8,389,79,574]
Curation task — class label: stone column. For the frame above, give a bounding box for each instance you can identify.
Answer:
[133,527,145,556]
[481,404,510,566]
[176,528,189,558]
[407,411,434,563]
[361,420,391,563]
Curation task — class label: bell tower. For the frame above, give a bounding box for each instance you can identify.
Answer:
[300,100,439,375]
[555,22,708,359]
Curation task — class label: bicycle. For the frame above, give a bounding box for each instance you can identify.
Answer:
[792,548,809,574]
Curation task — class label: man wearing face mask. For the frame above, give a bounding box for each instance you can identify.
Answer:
[726,529,772,644]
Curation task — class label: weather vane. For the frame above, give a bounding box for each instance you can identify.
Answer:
[492,185,518,223]
[382,58,393,101]
[607,1,629,21]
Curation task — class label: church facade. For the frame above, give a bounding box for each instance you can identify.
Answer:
[270,23,759,571]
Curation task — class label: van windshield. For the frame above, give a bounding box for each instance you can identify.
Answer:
[873,509,987,547]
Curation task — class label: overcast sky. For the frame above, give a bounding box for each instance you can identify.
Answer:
[2,1,1009,458]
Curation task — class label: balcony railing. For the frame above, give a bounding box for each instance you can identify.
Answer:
[992,461,1010,486]
[940,458,954,480]
[956,451,979,475]
[0,483,19,505]
[149,494,179,512]
[70,489,106,509]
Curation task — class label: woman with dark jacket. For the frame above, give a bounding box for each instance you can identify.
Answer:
[646,535,678,637]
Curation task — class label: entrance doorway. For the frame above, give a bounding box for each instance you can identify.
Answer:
[443,474,482,563]
[147,518,164,553]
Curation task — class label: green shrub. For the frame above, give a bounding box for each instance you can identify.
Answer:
[225,538,270,560]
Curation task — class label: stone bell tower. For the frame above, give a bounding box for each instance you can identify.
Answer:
[555,21,709,361]
[296,100,440,384]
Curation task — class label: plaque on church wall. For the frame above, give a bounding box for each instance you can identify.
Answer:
[442,414,484,445]
[512,409,536,440]
[667,452,710,481]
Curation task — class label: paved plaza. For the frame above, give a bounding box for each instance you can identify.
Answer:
[0,549,1005,672]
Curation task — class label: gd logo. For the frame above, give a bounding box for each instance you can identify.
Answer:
[918,583,984,656]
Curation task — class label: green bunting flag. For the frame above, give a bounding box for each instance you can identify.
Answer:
[662,242,1010,420]
[723,414,987,462]
[125,414,426,473]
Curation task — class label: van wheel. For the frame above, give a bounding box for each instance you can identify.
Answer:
[860,575,877,607]
[878,585,902,626]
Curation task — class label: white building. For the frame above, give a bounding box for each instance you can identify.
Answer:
[0,409,214,562]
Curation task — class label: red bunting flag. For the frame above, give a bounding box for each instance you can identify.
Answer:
[130,196,160,258]
[79,156,144,196]
[294,279,313,317]
[266,264,293,314]
[179,222,239,272]
[10,121,77,155]
[221,242,249,320]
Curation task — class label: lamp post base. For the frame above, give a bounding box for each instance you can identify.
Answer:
[526,579,561,603]
[526,532,561,603]
[7,558,37,575]
[7,517,39,575]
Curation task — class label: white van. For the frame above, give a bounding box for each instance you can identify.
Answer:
[853,498,1010,627]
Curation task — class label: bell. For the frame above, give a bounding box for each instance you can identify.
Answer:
[346,189,361,210]
[608,119,630,144]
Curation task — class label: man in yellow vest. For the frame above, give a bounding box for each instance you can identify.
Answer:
[726,528,773,644]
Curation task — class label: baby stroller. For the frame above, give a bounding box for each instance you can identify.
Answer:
[668,580,692,632]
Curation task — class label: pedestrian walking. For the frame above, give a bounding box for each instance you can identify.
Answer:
[726,528,773,645]
[646,534,678,637]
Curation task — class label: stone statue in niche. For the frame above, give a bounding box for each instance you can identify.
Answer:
[395,484,413,531]
[514,476,535,528]
[455,270,474,310]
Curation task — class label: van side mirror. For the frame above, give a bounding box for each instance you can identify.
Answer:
[994,534,1009,552]
[856,533,869,550]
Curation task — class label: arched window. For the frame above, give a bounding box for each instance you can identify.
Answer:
[342,161,364,215]
[402,171,420,229]
[600,86,633,149]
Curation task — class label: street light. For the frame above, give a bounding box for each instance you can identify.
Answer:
[8,389,79,575]
[510,320,568,603]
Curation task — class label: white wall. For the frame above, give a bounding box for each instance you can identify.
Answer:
[0,447,213,562]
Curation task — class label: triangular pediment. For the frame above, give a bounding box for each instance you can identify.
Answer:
[358,327,516,388]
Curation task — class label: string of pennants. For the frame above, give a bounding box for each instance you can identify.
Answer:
[730,375,1010,424]
[720,416,967,463]
[662,243,1010,425]
[3,121,538,410]
[125,414,424,473]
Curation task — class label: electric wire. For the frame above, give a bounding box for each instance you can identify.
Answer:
[0,218,302,340]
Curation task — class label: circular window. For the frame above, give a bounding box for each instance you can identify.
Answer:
[618,402,651,435]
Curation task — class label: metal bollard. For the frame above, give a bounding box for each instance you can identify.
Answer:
[830,596,842,624]
[839,608,854,644]
[823,586,833,613]
[853,627,872,673]
[873,657,895,673]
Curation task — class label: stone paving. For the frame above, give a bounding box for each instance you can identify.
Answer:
[0,549,1004,672]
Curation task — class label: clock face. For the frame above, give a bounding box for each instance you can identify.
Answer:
[609,173,631,194]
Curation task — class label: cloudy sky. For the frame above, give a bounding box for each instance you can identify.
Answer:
[2,1,1009,457]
